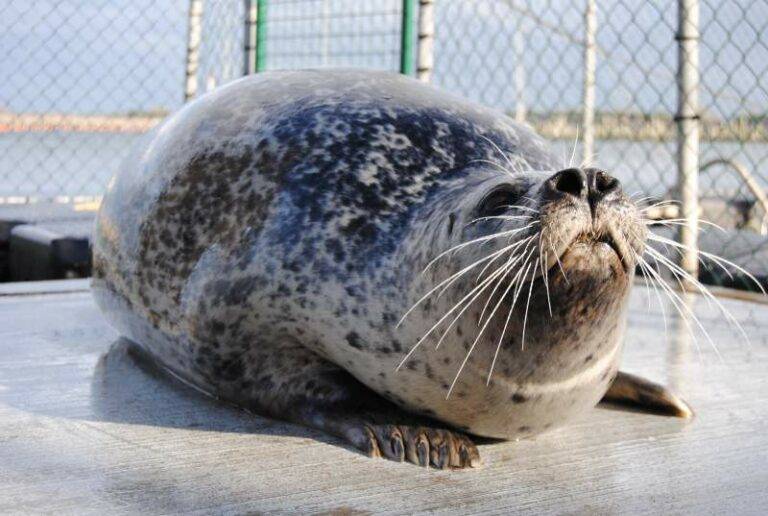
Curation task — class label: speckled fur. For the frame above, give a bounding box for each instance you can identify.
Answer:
[92,70,645,453]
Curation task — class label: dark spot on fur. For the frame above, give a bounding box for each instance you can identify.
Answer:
[345,331,365,350]
[511,393,528,404]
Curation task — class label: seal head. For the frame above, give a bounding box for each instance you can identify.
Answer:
[389,159,646,438]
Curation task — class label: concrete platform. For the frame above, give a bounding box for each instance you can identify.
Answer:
[1,279,767,514]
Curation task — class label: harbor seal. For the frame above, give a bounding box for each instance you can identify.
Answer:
[92,69,691,469]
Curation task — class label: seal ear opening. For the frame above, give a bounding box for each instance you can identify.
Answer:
[447,213,456,236]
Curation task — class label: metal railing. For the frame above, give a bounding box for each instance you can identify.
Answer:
[1,0,767,290]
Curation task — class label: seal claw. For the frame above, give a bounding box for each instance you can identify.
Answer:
[360,422,478,468]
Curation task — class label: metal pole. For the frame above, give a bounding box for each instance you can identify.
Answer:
[322,0,330,67]
[416,0,434,82]
[676,0,700,282]
[400,0,416,75]
[581,0,596,166]
[256,0,268,72]
[184,0,204,102]
[513,28,526,123]
[243,0,257,75]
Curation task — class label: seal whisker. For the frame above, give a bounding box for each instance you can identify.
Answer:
[468,158,521,177]
[647,233,765,294]
[448,236,533,294]
[432,228,536,285]
[432,261,516,352]
[646,218,728,234]
[422,221,539,274]
[539,234,553,317]
[639,199,680,213]
[637,250,654,310]
[636,254,670,339]
[643,245,733,358]
[498,204,539,214]
[478,135,519,175]
[473,236,533,283]
[477,244,536,325]
[465,214,533,226]
[643,243,751,348]
[397,259,516,370]
[398,241,527,329]
[567,125,580,168]
[447,259,535,398]
[476,233,535,281]
[486,254,537,385]
[519,260,538,351]
[636,254,709,361]
[436,241,536,350]
[547,232,569,285]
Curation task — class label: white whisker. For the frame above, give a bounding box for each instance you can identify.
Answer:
[396,260,513,370]
[447,258,535,398]
[519,261,538,351]
[486,258,536,384]
[422,221,539,273]
[647,233,765,295]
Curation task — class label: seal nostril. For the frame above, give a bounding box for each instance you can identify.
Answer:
[554,168,586,197]
[595,171,619,194]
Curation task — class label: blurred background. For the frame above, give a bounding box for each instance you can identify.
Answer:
[1,0,766,295]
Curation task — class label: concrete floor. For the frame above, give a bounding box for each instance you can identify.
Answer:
[1,279,767,514]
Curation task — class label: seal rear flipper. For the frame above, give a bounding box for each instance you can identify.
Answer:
[601,371,693,418]
[206,338,480,469]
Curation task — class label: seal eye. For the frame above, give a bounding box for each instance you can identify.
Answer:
[477,186,520,218]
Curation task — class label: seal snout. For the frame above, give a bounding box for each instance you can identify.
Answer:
[539,167,641,274]
[545,167,622,216]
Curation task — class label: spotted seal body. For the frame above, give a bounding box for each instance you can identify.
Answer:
[92,70,690,469]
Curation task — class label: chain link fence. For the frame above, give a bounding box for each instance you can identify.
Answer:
[1,0,767,289]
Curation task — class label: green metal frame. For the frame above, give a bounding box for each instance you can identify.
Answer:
[256,0,268,72]
[400,0,415,75]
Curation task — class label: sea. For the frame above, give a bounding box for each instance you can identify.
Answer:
[1,131,766,202]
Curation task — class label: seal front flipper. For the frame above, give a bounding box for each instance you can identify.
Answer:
[601,371,693,418]
[209,337,480,469]
[311,405,481,469]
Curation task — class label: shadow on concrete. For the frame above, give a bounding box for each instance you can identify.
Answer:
[89,338,343,447]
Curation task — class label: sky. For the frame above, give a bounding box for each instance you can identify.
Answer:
[1,0,766,119]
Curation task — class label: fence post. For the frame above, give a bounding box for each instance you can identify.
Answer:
[321,0,331,66]
[254,0,268,72]
[184,0,204,102]
[581,0,596,165]
[400,0,416,75]
[243,0,257,75]
[676,0,700,282]
[416,0,434,82]
[513,29,526,123]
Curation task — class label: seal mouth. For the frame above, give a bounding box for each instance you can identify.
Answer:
[570,229,629,272]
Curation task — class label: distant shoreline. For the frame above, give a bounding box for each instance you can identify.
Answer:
[1,110,766,142]
[527,111,768,143]
[0,112,164,134]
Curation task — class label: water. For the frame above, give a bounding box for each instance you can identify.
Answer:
[0,132,144,200]
[1,131,767,201]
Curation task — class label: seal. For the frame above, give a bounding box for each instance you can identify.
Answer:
[92,69,691,469]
